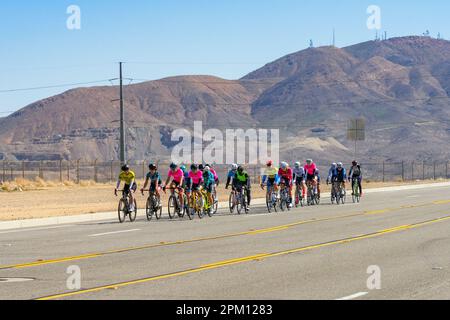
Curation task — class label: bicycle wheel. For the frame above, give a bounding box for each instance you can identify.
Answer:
[168,195,176,219]
[279,191,286,212]
[146,198,153,221]
[212,197,218,215]
[118,199,127,223]
[129,199,137,222]
[352,182,359,203]
[331,186,336,204]
[180,194,188,219]
[266,193,272,213]
[243,189,248,214]
[295,188,301,208]
[211,189,218,215]
[229,192,236,214]
[196,193,205,219]
[187,207,194,220]
[236,193,243,215]
[186,204,194,220]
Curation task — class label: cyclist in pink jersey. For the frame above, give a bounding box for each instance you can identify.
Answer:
[304,159,320,196]
[188,164,204,190]
[188,164,204,208]
[164,163,185,207]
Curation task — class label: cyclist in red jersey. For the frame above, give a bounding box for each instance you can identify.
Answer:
[278,162,294,208]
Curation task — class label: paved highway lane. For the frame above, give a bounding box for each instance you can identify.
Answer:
[1,185,450,300]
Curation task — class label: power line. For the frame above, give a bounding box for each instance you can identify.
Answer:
[3,70,450,93]
[125,61,266,65]
[0,79,118,93]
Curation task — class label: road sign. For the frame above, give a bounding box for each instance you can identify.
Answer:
[347,118,366,141]
[347,118,366,159]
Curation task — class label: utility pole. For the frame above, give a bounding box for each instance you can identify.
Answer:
[119,62,126,165]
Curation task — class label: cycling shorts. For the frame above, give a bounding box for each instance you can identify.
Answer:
[123,183,137,195]
[295,177,305,185]
[203,184,213,193]
[266,177,276,187]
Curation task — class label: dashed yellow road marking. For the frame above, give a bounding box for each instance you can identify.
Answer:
[35,214,450,300]
[2,198,450,271]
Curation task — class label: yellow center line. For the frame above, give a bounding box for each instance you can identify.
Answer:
[35,214,450,301]
[2,198,450,271]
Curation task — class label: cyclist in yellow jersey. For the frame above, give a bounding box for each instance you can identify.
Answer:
[115,164,137,211]
[261,160,280,191]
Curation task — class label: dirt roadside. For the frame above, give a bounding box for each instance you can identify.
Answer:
[0,179,447,221]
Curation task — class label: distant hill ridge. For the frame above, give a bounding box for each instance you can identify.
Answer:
[1,36,450,162]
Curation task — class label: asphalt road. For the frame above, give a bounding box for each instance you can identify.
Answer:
[1,186,450,300]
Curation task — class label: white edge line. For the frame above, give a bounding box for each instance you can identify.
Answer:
[0,225,72,235]
[88,229,141,237]
[336,292,369,300]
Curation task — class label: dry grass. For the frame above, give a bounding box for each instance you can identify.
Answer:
[0,178,448,222]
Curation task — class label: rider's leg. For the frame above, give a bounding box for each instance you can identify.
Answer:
[267,183,272,202]
[129,185,135,210]
[288,184,293,203]
[207,186,213,206]
[179,188,185,207]
[358,178,363,195]
[247,187,251,206]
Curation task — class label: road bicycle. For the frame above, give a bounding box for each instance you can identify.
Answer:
[235,185,248,215]
[306,180,320,206]
[229,188,238,214]
[263,184,278,213]
[201,188,214,218]
[117,190,137,223]
[189,188,205,219]
[352,178,361,203]
[167,186,187,219]
[294,182,305,208]
[279,181,291,212]
[331,180,346,205]
[142,189,162,221]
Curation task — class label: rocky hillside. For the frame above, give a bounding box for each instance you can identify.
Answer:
[1,36,450,163]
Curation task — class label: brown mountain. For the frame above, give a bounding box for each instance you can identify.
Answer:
[1,36,450,163]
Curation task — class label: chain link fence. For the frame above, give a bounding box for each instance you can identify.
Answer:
[1,160,449,184]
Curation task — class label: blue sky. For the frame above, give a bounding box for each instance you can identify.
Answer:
[1,0,449,115]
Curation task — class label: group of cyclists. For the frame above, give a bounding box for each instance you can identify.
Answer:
[114,159,363,219]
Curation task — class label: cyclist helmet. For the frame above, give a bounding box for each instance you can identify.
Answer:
[204,166,211,172]
[121,164,130,171]
[266,160,273,167]
[295,162,301,168]
[306,159,313,165]
[332,162,337,168]
[180,165,186,172]
[148,163,157,171]
[169,162,178,170]
[190,164,198,171]
[198,164,205,171]
[237,166,244,173]
[281,162,288,170]
[231,163,238,171]
[352,160,358,166]
[337,162,343,168]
